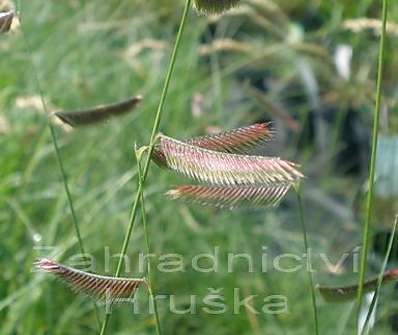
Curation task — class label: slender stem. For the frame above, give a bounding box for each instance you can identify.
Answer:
[47,121,104,330]
[361,215,397,335]
[99,1,192,334]
[356,0,389,329]
[48,124,86,254]
[140,207,162,335]
[137,158,162,335]
[296,190,319,335]
[19,15,87,259]
[18,7,101,329]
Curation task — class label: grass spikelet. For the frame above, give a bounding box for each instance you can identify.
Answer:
[54,96,142,127]
[317,268,398,303]
[166,183,292,209]
[157,135,303,186]
[194,0,240,15]
[188,123,274,153]
[0,11,13,33]
[35,259,144,303]
[152,123,274,168]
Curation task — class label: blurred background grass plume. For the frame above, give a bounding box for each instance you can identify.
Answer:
[1,0,398,334]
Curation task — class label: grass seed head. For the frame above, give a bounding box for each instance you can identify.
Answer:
[194,0,241,15]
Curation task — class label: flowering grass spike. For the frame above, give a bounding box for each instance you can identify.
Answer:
[152,123,273,167]
[166,184,291,209]
[194,0,240,15]
[54,96,142,127]
[317,268,398,303]
[35,259,144,303]
[158,135,303,186]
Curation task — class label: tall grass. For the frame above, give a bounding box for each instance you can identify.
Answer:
[99,1,192,334]
[356,0,389,331]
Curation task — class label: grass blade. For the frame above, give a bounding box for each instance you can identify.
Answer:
[54,96,142,127]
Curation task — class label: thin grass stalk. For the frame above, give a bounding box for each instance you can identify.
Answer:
[18,10,101,329]
[296,190,319,335]
[361,215,398,334]
[19,15,87,259]
[137,152,162,335]
[99,1,192,334]
[140,195,162,335]
[356,0,389,328]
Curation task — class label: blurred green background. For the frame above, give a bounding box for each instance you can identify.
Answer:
[1,0,398,334]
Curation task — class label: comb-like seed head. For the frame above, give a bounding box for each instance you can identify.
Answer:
[166,184,292,209]
[54,96,142,128]
[187,123,274,153]
[152,123,274,168]
[194,0,241,15]
[317,268,398,303]
[35,259,144,303]
[158,135,303,186]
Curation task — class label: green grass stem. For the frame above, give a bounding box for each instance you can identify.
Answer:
[137,151,162,335]
[99,1,192,334]
[296,190,319,335]
[356,0,389,329]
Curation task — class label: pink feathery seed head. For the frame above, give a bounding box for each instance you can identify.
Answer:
[194,123,269,145]
[35,259,144,302]
[166,184,292,209]
[151,123,275,169]
[187,122,274,154]
[158,135,303,186]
